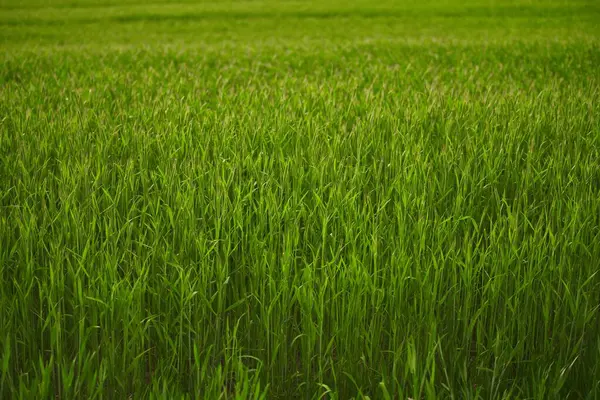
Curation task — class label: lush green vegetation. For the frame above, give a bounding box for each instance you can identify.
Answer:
[1,0,599,398]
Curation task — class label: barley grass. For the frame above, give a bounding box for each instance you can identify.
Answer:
[1,0,600,398]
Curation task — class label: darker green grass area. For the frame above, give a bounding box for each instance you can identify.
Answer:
[1,4,598,26]
[1,1,600,399]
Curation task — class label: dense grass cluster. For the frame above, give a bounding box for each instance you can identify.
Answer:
[1,0,600,398]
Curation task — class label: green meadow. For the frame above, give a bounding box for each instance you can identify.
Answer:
[1,0,599,398]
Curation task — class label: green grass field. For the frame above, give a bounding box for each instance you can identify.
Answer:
[1,0,600,398]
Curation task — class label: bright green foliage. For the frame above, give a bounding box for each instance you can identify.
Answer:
[1,0,599,398]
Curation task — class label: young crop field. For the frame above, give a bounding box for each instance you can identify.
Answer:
[1,0,599,398]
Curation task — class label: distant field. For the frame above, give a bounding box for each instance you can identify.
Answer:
[1,0,599,398]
